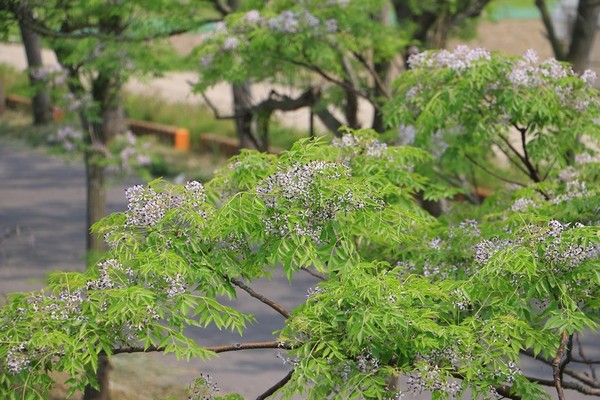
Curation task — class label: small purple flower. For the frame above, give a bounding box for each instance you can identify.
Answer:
[325,18,338,32]
[244,10,261,24]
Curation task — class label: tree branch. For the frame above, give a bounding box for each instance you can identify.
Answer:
[283,56,372,103]
[526,375,600,395]
[300,267,327,281]
[522,345,600,390]
[112,340,288,355]
[351,51,391,100]
[464,153,527,187]
[499,132,541,182]
[313,103,344,136]
[209,0,232,16]
[14,4,219,42]
[255,369,294,400]
[199,91,239,120]
[230,277,291,318]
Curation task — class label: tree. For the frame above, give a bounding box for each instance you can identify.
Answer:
[194,0,492,150]
[1,48,599,400]
[2,1,220,398]
[0,2,52,124]
[536,0,600,73]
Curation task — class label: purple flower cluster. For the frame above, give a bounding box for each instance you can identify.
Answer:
[510,197,536,212]
[356,349,380,372]
[542,220,599,270]
[256,161,363,241]
[408,45,490,71]
[30,65,67,86]
[165,273,187,298]
[187,373,220,400]
[48,126,83,152]
[62,92,93,112]
[406,362,462,397]
[507,49,596,90]
[6,344,29,373]
[125,185,172,228]
[332,133,390,159]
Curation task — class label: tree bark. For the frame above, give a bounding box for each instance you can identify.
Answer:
[232,81,259,150]
[0,79,5,115]
[83,354,111,400]
[18,14,52,125]
[567,0,600,73]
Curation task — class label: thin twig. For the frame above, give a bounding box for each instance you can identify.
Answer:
[499,133,540,182]
[230,278,291,318]
[199,91,239,120]
[283,56,372,102]
[493,141,530,176]
[522,348,600,387]
[256,369,295,400]
[300,267,327,281]
[351,51,392,100]
[464,154,527,187]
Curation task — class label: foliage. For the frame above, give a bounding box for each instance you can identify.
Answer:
[387,46,600,189]
[1,47,600,400]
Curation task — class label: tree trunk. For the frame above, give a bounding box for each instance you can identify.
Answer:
[83,82,125,400]
[232,81,259,150]
[0,79,5,115]
[18,16,52,125]
[372,60,391,133]
[567,0,600,73]
[83,354,111,400]
[344,83,360,129]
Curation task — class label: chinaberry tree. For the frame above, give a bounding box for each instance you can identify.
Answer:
[194,0,492,150]
[1,1,222,398]
[1,47,599,400]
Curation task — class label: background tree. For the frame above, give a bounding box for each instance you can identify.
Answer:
[3,1,221,398]
[536,0,600,73]
[194,0,492,151]
[0,2,52,124]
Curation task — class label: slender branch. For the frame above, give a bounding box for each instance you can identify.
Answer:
[283,56,372,103]
[199,91,239,120]
[300,267,327,281]
[517,125,535,174]
[527,375,600,395]
[498,133,528,167]
[522,348,600,387]
[564,369,600,388]
[464,153,527,187]
[570,358,600,365]
[113,340,288,355]
[493,141,530,176]
[351,51,392,100]
[14,3,220,42]
[256,369,295,400]
[230,277,291,318]
[499,133,541,182]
